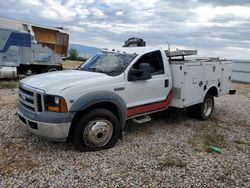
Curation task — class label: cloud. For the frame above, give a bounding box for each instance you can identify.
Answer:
[0,0,249,58]
[115,11,124,16]
[89,8,106,18]
[198,0,250,6]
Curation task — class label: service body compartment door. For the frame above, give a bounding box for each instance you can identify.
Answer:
[205,62,222,84]
[170,61,206,108]
[221,61,232,95]
[184,63,205,106]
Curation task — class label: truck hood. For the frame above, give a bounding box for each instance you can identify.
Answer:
[21,70,110,94]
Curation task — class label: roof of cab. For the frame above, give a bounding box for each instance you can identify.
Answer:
[103,47,166,55]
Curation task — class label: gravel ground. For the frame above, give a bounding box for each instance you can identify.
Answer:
[0,83,249,187]
[62,60,83,70]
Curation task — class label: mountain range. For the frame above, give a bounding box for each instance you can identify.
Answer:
[68,44,100,58]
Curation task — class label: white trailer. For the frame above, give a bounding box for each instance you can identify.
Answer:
[0,17,69,78]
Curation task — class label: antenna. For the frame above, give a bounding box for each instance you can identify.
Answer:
[166,42,171,52]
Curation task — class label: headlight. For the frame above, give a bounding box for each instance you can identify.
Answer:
[45,95,68,112]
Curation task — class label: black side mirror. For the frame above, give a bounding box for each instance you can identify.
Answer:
[128,63,152,81]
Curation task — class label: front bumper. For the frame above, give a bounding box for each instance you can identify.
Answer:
[17,105,74,141]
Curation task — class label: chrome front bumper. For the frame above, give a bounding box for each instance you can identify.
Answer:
[17,108,71,142]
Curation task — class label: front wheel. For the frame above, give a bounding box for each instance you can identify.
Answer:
[72,109,120,151]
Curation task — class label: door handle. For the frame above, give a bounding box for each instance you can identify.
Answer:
[165,79,169,87]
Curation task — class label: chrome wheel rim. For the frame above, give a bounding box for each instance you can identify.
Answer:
[83,119,113,147]
[204,98,213,117]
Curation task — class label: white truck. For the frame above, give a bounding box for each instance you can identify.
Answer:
[17,47,234,151]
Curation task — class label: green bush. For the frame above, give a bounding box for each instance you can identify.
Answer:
[0,81,17,89]
[67,48,87,61]
[68,48,78,60]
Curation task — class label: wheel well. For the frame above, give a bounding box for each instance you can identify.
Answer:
[42,65,63,73]
[17,64,62,74]
[206,86,218,97]
[68,102,121,140]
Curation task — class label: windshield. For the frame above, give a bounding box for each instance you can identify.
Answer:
[79,51,137,76]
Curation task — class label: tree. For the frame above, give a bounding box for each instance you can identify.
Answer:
[68,48,79,60]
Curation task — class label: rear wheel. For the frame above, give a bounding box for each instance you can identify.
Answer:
[187,94,214,120]
[72,108,120,151]
[42,65,62,73]
[201,95,214,120]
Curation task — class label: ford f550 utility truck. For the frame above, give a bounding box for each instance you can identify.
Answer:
[17,47,233,151]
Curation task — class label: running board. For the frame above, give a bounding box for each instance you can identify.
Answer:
[132,115,151,124]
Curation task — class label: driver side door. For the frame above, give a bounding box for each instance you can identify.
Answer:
[125,50,172,117]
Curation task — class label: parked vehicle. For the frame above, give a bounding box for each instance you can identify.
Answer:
[123,37,146,47]
[0,17,69,78]
[16,47,234,151]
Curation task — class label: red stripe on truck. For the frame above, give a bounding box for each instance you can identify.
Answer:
[127,90,173,118]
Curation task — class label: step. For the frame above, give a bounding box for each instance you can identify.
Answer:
[132,115,151,124]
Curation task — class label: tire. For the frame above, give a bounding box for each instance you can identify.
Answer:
[42,65,62,73]
[187,94,214,120]
[72,108,120,151]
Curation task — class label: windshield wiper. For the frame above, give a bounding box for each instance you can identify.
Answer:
[75,66,82,70]
[83,67,105,73]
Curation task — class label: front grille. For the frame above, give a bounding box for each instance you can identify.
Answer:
[18,84,45,113]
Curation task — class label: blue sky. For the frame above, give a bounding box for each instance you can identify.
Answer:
[0,0,250,59]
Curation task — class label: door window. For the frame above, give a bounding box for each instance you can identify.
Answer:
[132,51,165,75]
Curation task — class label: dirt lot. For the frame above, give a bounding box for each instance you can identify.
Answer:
[62,60,83,70]
[0,79,249,187]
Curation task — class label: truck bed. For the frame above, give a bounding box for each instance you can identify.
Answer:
[169,59,232,108]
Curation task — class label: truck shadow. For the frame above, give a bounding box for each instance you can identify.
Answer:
[22,108,225,152]
[125,108,194,135]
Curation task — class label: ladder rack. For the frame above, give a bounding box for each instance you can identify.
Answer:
[166,50,197,57]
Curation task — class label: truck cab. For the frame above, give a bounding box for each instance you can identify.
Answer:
[17,47,233,151]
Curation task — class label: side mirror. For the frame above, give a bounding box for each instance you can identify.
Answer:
[128,63,152,81]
